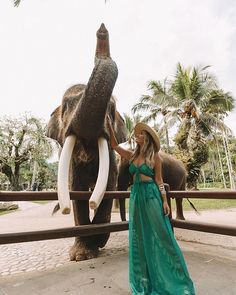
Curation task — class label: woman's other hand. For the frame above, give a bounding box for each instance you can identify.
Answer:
[163,201,170,216]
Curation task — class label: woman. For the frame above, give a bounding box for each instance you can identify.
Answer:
[108,120,195,295]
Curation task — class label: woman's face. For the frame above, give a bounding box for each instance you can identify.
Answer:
[135,131,145,146]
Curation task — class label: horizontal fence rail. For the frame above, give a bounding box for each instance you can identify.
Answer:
[168,190,236,199]
[1,190,236,201]
[0,222,129,245]
[0,190,236,245]
[171,220,236,236]
[0,191,130,201]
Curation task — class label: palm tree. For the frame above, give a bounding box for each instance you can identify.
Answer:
[199,90,235,189]
[123,113,142,149]
[172,63,234,189]
[132,63,234,189]
[132,79,177,153]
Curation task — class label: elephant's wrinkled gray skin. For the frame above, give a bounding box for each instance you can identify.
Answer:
[46,24,127,261]
[117,152,187,221]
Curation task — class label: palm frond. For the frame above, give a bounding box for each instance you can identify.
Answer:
[142,108,162,124]
[123,113,134,133]
[13,0,21,7]
[148,79,167,95]
[197,112,232,137]
[139,95,154,103]
[158,116,179,136]
[200,89,235,118]
[132,102,157,114]
[171,63,191,100]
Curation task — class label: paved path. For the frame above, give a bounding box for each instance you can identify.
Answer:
[0,231,128,276]
[0,201,130,277]
[0,242,236,295]
[0,202,236,294]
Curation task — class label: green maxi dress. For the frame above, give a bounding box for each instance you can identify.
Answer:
[129,162,195,295]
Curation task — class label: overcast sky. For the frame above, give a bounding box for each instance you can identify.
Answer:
[1,0,236,135]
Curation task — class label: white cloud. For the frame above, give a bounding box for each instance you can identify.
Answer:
[0,0,235,134]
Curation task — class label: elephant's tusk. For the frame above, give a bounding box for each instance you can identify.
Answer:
[57,135,76,214]
[89,138,109,210]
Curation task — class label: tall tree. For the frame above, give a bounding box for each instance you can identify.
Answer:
[169,64,234,188]
[132,79,177,153]
[123,113,142,149]
[0,114,53,190]
[132,63,235,189]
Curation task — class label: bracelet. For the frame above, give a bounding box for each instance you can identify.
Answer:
[158,183,165,190]
[158,183,166,194]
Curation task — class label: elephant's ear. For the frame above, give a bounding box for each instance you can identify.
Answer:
[115,111,128,144]
[46,106,62,144]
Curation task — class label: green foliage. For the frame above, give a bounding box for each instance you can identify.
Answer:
[171,198,236,211]
[0,114,54,191]
[37,161,58,190]
[132,62,235,189]
[186,144,209,189]
[198,135,236,189]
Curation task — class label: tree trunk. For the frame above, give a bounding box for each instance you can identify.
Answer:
[224,132,235,189]
[222,132,235,189]
[31,160,38,189]
[201,169,206,188]
[164,117,170,153]
[12,163,21,191]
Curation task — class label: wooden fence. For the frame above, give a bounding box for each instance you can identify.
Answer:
[0,189,236,245]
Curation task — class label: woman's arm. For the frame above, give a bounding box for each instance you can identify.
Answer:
[107,118,133,160]
[154,153,170,216]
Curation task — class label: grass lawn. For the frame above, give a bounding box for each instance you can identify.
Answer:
[171,187,236,211]
[171,198,236,211]
[0,209,18,216]
[113,187,236,212]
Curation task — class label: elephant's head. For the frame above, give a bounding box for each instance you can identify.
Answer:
[47,24,126,214]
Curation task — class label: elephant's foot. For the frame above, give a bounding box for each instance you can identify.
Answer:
[69,239,99,261]
[176,213,185,220]
[94,233,110,248]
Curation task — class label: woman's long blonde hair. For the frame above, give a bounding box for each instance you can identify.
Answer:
[130,130,158,168]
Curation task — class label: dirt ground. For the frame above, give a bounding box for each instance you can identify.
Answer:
[0,202,235,294]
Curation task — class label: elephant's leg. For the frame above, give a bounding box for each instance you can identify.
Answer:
[175,179,186,220]
[70,193,99,261]
[175,197,185,220]
[117,161,130,221]
[91,198,113,248]
[118,177,130,221]
[119,199,126,221]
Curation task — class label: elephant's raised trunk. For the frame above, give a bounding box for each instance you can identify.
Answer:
[70,24,118,140]
[95,23,110,59]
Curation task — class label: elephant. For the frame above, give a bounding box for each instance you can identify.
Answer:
[117,151,187,221]
[46,24,127,261]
